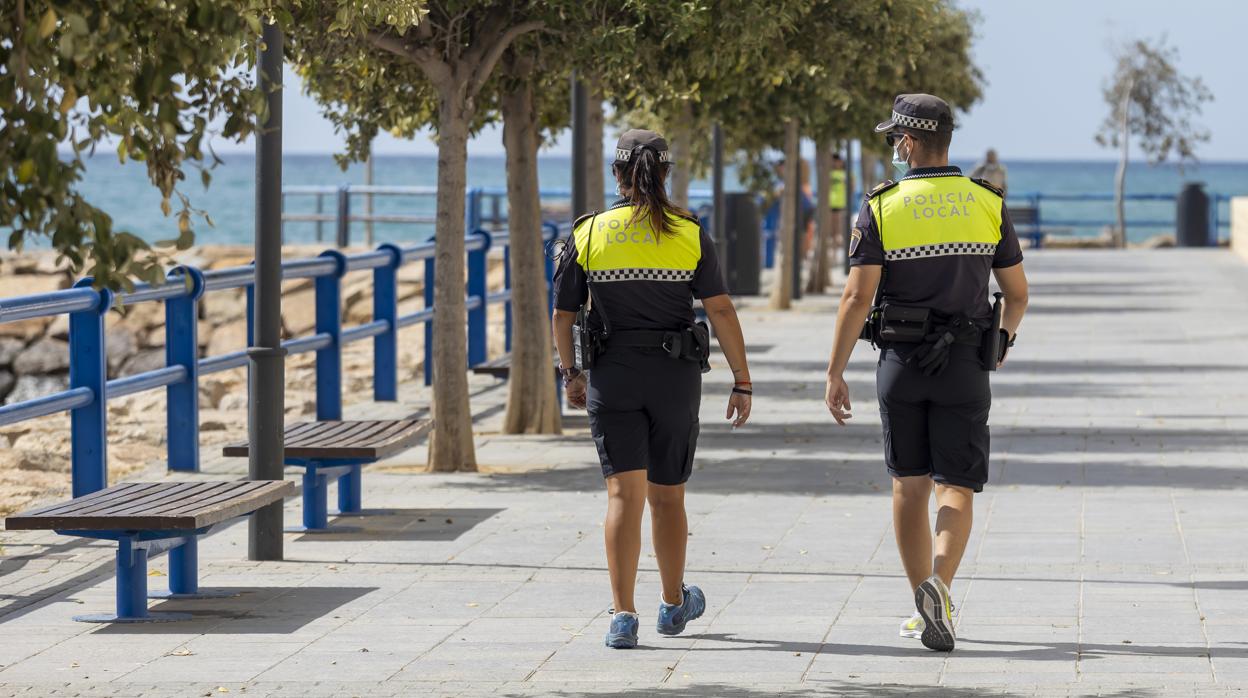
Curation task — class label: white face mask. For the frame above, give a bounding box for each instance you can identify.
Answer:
[891,138,911,176]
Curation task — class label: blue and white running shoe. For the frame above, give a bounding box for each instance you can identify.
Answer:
[656,585,706,636]
[605,611,639,649]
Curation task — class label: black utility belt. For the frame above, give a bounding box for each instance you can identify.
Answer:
[607,325,712,373]
[862,304,998,374]
[884,307,980,346]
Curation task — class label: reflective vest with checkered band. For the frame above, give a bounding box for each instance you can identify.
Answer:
[574,204,702,283]
[868,176,1002,262]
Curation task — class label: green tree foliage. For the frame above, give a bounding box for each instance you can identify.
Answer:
[288,0,545,471]
[1,1,273,290]
[1096,36,1212,246]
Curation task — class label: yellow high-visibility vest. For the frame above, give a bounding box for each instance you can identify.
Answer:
[868,176,1002,260]
[573,204,703,281]
[827,170,847,209]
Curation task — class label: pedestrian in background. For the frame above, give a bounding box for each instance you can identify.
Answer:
[970,148,1008,197]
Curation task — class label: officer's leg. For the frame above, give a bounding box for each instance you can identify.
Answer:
[605,471,648,614]
[643,359,701,607]
[933,483,974,586]
[588,356,650,615]
[647,482,686,606]
[893,475,934,590]
[878,347,935,591]
[927,349,991,587]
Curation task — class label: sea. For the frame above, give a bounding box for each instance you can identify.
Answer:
[71,154,1248,247]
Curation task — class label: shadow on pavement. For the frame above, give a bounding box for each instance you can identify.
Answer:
[502,682,1152,697]
[293,508,502,543]
[94,585,376,635]
[448,424,1248,496]
[688,632,1248,663]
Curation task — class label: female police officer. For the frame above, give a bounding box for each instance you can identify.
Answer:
[552,129,753,649]
[823,95,1029,652]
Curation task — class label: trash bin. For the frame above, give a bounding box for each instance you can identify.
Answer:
[721,192,761,295]
[1176,182,1211,247]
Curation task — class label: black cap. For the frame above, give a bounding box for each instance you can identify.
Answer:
[874,94,955,134]
[614,129,673,164]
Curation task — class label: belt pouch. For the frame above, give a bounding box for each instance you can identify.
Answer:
[878,304,932,344]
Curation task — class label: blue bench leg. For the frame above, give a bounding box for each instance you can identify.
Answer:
[337,463,362,514]
[304,468,330,530]
[149,536,239,600]
[169,536,197,594]
[75,538,189,623]
[287,462,362,533]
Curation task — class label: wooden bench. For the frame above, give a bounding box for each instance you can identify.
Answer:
[223,419,432,533]
[470,353,565,380]
[5,480,292,623]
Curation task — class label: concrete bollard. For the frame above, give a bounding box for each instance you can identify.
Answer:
[1233,197,1248,263]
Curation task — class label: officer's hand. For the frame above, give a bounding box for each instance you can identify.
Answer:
[727,391,751,428]
[825,374,852,425]
[566,375,588,410]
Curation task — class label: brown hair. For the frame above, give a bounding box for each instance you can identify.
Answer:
[902,126,953,154]
[613,146,694,237]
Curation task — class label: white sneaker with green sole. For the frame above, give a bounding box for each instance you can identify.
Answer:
[899,612,924,639]
[914,575,956,651]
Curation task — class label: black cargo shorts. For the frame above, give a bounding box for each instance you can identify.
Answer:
[876,343,991,492]
[587,347,702,486]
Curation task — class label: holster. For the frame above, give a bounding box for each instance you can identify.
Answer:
[980,292,1004,371]
[572,306,605,370]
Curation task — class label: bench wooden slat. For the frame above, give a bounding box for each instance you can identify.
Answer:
[4,481,294,532]
[222,419,432,461]
[124,481,272,518]
[335,421,408,448]
[22,482,169,518]
[303,421,382,449]
[471,353,564,379]
[66,482,221,518]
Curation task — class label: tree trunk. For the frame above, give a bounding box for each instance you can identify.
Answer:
[769,119,799,310]
[862,150,880,190]
[585,81,606,212]
[500,81,561,435]
[669,102,694,207]
[806,138,833,294]
[1114,83,1132,248]
[426,95,478,472]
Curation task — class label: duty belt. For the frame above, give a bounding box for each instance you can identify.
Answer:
[608,329,687,353]
[606,326,713,372]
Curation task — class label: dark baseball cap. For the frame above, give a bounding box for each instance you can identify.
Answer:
[874,93,955,134]
[614,129,673,164]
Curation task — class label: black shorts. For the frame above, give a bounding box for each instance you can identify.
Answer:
[876,344,991,492]
[587,348,701,486]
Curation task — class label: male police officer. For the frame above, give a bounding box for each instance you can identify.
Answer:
[822,94,1029,652]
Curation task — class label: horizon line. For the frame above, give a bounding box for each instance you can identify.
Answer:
[72,149,1248,166]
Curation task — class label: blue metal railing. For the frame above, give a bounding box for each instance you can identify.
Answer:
[758,190,1235,265]
[0,224,562,497]
[1004,191,1233,241]
[282,185,714,246]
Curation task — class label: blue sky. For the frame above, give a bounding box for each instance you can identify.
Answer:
[236,0,1244,161]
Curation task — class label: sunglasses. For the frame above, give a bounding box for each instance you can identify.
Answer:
[885,132,909,148]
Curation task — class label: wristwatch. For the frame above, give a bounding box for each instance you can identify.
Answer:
[560,366,582,385]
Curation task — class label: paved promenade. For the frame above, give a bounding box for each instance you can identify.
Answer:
[1,250,1247,697]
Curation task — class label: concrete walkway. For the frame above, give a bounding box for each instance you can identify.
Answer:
[2,250,1247,697]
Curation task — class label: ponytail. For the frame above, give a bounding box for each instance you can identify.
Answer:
[616,146,694,237]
